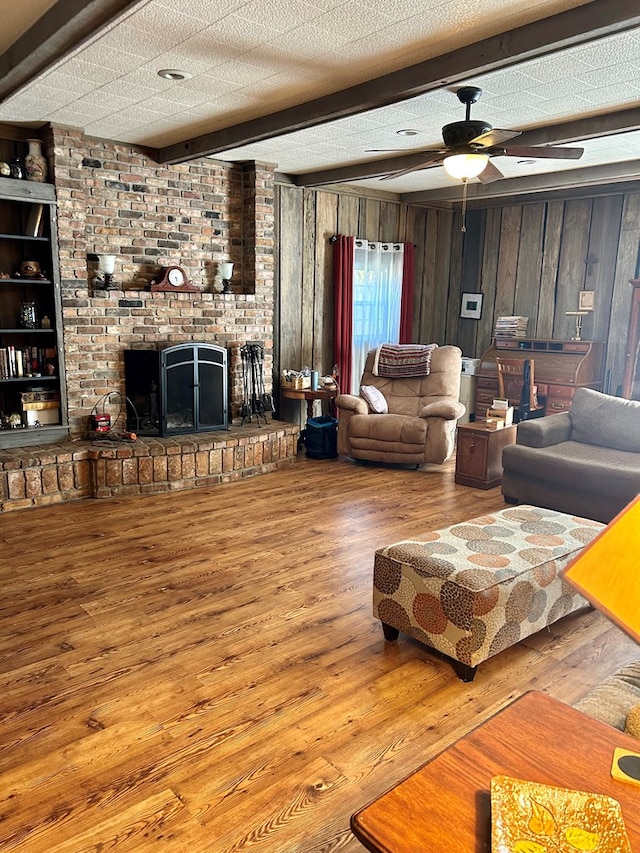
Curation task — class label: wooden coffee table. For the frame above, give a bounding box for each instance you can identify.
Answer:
[351,691,640,853]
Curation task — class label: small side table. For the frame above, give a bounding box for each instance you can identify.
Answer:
[455,422,517,489]
[281,387,337,420]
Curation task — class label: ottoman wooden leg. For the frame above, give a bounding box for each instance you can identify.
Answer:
[453,660,477,682]
[382,623,399,641]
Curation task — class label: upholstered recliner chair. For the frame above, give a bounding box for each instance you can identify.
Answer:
[335,345,465,465]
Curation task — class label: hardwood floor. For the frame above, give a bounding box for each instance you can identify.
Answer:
[0,453,636,853]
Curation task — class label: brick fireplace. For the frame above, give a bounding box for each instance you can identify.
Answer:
[50,126,276,436]
[0,129,300,512]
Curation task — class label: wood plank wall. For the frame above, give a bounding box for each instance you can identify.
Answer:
[274,183,640,423]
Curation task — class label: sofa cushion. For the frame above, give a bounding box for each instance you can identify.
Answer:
[360,384,388,414]
[570,387,640,453]
[502,440,640,501]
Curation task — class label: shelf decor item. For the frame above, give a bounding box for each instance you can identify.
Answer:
[20,302,37,329]
[9,155,24,180]
[24,139,48,182]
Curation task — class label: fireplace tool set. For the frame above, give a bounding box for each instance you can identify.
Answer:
[240,343,274,425]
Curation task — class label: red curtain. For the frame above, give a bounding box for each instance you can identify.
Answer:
[399,242,415,343]
[332,235,355,396]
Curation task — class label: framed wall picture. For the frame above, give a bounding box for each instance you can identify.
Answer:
[460,292,483,319]
[579,290,595,311]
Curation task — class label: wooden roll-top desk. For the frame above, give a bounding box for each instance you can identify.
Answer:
[475,338,605,419]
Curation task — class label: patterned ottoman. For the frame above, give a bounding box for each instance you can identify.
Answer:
[373,505,603,681]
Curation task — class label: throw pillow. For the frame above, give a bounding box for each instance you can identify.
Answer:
[625,701,640,739]
[360,385,388,414]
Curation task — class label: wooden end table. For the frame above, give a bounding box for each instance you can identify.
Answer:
[351,691,640,853]
[281,386,337,419]
[455,421,517,488]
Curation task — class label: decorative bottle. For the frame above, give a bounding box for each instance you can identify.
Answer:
[9,156,24,179]
[24,139,48,182]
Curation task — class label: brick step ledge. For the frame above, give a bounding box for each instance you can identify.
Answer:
[0,421,300,512]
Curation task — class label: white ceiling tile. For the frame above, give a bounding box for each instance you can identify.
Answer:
[55,58,121,86]
[576,82,640,108]
[193,13,283,51]
[312,2,396,38]
[574,63,640,89]
[573,32,640,68]
[234,0,321,33]
[115,4,210,40]
[91,23,168,59]
[154,0,250,20]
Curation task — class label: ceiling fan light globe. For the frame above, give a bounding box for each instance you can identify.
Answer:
[443,153,489,180]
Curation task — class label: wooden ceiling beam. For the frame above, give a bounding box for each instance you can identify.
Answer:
[158,0,640,164]
[401,159,640,206]
[0,0,140,104]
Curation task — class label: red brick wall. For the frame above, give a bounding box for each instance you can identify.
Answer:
[48,127,275,437]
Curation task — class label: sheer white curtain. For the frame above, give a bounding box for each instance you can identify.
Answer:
[351,240,405,391]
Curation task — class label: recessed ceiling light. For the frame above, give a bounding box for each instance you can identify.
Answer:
[397,129,419,136]
[158,69,192,81]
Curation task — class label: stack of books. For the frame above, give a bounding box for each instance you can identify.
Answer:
[494,316,528,338]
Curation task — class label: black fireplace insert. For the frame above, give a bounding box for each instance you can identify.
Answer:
[124,343,228,436]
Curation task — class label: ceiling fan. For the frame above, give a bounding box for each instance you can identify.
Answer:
[375,86,584,183]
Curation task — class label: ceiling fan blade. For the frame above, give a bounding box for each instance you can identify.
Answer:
[471,128,521,147]
[365,148,410,152]
[379,151,444,181]
[503,145,584,160]
[477,159,504,183]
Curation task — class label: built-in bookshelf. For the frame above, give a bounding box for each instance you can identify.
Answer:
[0,177,67,447]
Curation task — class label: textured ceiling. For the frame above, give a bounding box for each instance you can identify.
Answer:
[0,0,638,202]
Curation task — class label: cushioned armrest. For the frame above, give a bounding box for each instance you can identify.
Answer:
[516,412,572,447]
[335,393,369,414]
[419,399,466,420]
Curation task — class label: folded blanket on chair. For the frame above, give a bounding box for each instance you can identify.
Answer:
[372,343,438,377]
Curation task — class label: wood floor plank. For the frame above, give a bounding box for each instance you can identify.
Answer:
[0,454,636,852]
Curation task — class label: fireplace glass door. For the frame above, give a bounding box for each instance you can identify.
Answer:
[125,343,228,436]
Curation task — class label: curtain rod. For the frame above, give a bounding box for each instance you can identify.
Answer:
[329,235,416,247]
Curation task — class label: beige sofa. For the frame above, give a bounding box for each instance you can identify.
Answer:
[335,346,465,465]
[502,388,640,524]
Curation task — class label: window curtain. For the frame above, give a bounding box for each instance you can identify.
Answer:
[332,235,355,396]
[351,240,405,391]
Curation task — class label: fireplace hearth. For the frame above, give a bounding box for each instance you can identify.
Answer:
[124,343,228,436]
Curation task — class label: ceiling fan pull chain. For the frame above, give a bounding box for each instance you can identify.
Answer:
[461,178,469,233]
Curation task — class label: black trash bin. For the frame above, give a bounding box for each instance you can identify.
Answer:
[304,415,338,459]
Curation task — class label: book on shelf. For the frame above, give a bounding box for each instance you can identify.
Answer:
[25,203,45,237]
[0,345,52,378]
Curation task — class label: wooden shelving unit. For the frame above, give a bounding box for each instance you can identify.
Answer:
[0,176,68,448]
